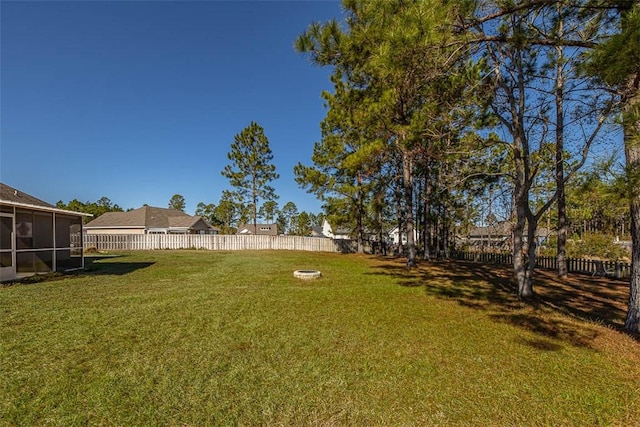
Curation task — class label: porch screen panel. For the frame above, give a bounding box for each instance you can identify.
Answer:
[16,252,35,273]
[70,218,82,250]
[1,216,12,269]
[34,212,53,249]
[0,252,11,268]
[34,250,53,273]
[56,250,82,269]
[1,216,11,250]
[16,251,54,274]
[55,215,83,271]
[55,215,72,248]
[15,211,33,249]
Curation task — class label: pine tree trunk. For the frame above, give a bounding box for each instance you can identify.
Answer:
[513,159,534,299]
[435,213,442,257]
[402,148,417,265]
[356,217,364,254]
[555,29,569,277]
[377,207,386,256]
[513,215,529,298]
[252,186,258,232]
[415,178,423,253]
[395,178,404,256]
[557,191,568,276]
[443,205,450,258]
[526,212,538,296]
[423,174,432,260]
[356,172,365,254]
[626,181,640,332]
[623,55,640,333]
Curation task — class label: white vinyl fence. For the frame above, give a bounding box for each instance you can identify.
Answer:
[83,234,343,252]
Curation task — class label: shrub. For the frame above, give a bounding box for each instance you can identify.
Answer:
[567,233,629,261]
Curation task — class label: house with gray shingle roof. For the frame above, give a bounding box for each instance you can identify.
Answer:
[1,182,91,281]
[236,223,278,236]
[84,206,218,235]
[312,219,350,239]
[458,221,551,251]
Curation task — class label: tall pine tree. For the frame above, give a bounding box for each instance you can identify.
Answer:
[587,0,640,333]
[222,122,279,230]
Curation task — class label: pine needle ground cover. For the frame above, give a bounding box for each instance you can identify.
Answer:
[1,250,639,426]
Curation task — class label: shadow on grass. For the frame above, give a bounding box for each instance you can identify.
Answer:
[368,257,634,349]
[80,256,155,276]
[1,257,154,287]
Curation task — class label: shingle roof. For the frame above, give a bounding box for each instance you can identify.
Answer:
[468,222,552,238]
[468,222,512,237]
[236,223,278,236]
[85,206,207,229]
[334,226,351,235]
[0,182,55,208]
[168,215,201,228]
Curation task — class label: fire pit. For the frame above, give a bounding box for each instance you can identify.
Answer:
[293,270,321,280]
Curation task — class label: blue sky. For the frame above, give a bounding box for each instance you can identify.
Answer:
[1,0,342,215]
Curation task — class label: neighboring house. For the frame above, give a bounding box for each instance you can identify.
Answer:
[236,223,278,236]
[461,222,551,250]
[532,226,552,247]
[0,182,91,281]
[310,225,327,238]
[465,222,513,250]
[333,226,351,240]
[388,226,419,245]
[84,206,218,235]
[313,219,350,240]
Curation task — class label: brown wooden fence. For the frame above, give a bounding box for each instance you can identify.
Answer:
[453,251,631,279]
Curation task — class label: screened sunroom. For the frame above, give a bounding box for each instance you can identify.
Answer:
[0,183,91,281]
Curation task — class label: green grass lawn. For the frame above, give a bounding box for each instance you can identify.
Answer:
[2,250,639,426]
